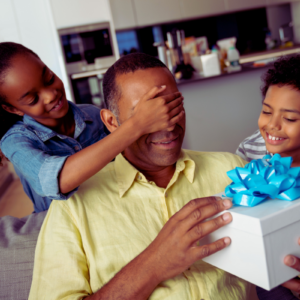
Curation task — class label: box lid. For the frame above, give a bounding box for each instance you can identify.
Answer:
[216,192,300,236]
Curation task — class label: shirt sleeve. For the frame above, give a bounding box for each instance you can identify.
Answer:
[29,202,92,300]
[1,132,76,200]
[235,140,251,162]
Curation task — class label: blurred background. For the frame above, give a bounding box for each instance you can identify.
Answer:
[1,0,300,215]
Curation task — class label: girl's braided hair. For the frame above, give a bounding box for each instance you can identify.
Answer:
[0,42,39,165]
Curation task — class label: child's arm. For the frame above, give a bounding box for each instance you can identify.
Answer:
[59,86,184,194]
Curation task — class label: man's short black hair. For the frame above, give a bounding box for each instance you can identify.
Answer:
[262,55,300,97]
[103,53,168,117]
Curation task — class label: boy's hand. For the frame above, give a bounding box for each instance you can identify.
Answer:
[132,85,184,135]
[282,239,300,293]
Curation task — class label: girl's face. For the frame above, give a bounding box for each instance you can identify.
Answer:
[258,85,300,159]
[0,53,69,128]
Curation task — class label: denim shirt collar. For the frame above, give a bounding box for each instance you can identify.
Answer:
[23,101,93,142]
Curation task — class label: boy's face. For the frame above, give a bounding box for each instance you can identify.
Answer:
[115,67,185,170]
[0,53,69,128]
[258,84,300,159]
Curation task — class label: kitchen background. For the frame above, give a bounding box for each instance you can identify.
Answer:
[1,0,300,216]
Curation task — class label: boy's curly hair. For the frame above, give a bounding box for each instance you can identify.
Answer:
[261,55,300,97]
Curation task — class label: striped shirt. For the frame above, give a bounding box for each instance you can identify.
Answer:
[236,129,269,162]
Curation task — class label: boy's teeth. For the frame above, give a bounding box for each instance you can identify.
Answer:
[269,134,283,141]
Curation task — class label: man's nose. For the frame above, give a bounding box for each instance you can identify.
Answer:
[43,88,58,105]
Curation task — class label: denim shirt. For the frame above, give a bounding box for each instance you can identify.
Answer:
[0,102,107,212]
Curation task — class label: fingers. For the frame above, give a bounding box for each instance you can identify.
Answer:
[284,255,300,272]
[142,85,167,101]
[172,197,231,223]
[282,278,300,294]
[190,237,231,260]
[160,91,182,104]
[165,96,184,112]
[167,110,185,130]
[186,212,232,245]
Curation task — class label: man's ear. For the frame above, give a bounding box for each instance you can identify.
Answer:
[1,104,24,116]
[100,109,119,133]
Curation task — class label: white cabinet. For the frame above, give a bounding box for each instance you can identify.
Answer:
[267,0,299,4]
[133,0,182,26]
[225,0,267,12]
[0,0,21,43]
[50,0,113,29]
[179,0,226,19]
[110,0,137,30]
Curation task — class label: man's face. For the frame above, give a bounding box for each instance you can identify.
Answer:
[116,67,185,170]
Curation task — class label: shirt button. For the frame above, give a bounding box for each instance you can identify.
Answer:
[74,146,80,151]
[165,192,168,197]
[138,175,142,180]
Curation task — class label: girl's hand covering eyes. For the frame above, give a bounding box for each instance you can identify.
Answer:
[131,85,185,135]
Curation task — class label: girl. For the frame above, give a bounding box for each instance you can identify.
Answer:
[0,42,184,212]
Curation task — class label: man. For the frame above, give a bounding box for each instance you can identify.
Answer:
[29,53,259,300]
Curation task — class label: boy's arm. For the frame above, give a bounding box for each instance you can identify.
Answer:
[59,86,184,194]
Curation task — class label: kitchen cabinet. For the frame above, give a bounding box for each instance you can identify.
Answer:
[267,0,300,4]
[179,0,226,19]
[133,0,182,26]
[109,0,137,30]
[50,0,113,29]
[0,0,21,43]
[225,0,267,12]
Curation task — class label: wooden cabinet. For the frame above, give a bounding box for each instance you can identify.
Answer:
[225,0,267,12]
[179,0,226,19]
[110,0,137,29]
[133,0,182,26]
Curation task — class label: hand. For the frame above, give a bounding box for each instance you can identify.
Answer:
[144,197,233,283]
[282,238,300,294]
[132,85,184,135]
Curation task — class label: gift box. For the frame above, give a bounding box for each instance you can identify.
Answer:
[200,155,300,290]
[200,194,300,290]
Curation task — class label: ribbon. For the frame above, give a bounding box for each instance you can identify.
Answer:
[224,154,300,207]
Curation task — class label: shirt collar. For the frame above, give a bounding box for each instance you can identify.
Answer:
[23,101,93,141]
[115,150,196,198]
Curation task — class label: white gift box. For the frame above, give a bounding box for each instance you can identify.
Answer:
[200,192,300,290]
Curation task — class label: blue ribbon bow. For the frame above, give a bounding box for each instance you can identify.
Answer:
[225,154,300,207]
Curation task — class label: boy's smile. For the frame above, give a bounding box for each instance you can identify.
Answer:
[258,84,300,165]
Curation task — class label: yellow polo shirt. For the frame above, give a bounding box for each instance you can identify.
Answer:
[29,150,258,300]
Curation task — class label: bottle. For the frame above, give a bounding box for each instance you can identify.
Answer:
[227,45,241,72]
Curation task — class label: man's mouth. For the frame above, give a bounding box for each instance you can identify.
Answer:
[266,132,287,144]
[151,136,179,149]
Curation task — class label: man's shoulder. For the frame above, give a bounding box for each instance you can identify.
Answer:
[183,149,246,168]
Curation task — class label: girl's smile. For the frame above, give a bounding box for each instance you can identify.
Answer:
[0,53,70,131]
[258,84,300,166]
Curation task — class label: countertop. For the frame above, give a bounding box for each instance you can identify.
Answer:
[177,46,300,86]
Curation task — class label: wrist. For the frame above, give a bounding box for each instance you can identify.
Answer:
[138,246,164,287]
[123,115,144,139]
